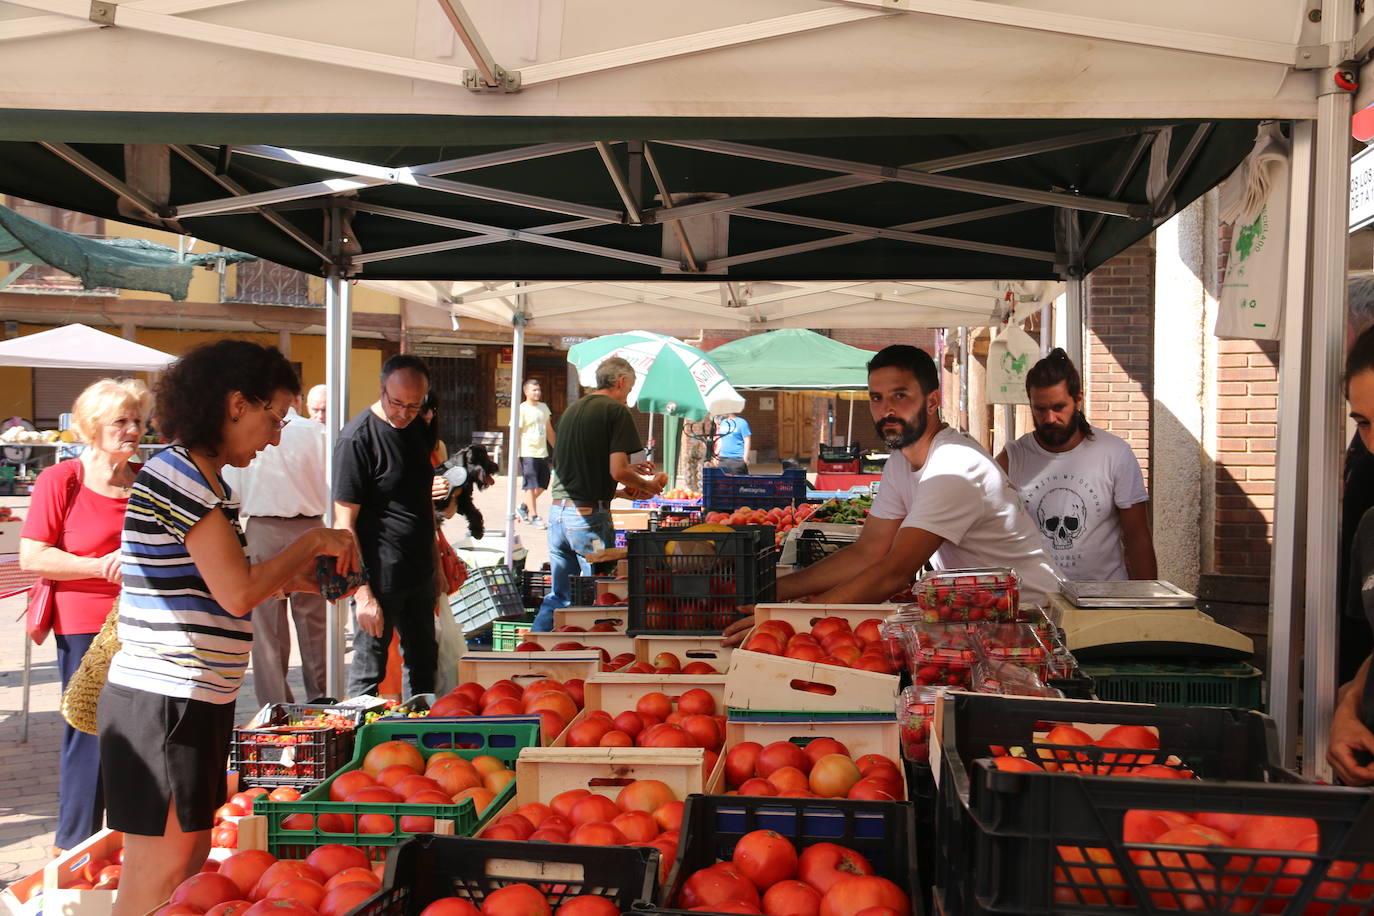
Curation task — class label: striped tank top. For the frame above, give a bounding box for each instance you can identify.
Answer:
[107,446,252,704]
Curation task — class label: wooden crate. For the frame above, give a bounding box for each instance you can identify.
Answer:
[525,630,635,656]
[585,673,727,713]
[40,828,124,916]
[457,650,604,686]
[611,508,653,531]
[724,649,898,714]
[722,719,906,793]
[752,603,895,633]
[512,746,719,808]
[633,635,732,674]
[555,606,629,631]
[597,579,628,601]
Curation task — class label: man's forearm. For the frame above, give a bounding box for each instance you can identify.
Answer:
[777,542,875,601]
[1338,657,1371,709]
[811,557,912,605]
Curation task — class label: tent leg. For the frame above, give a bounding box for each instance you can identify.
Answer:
[1040,303,1052,355]
[846,396,854,446]
[324,267,350,700]
[1065,276,1085,369]
[958,326,970,432]
[1270,118,1314,769]
[21,635,30,743]
[505,316,526,569]
[1302,13,1355,779]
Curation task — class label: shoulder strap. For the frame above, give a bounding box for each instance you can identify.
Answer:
[52,459,84,549]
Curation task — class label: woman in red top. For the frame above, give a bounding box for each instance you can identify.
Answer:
[20,378,150,855]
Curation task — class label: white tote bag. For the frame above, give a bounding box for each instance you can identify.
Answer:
[986,324,1042,405]
[1215,124,1290,341]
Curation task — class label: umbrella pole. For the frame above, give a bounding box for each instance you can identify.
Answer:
[647,412,654,464]
[846,396,854,446]
[505,316,526,569]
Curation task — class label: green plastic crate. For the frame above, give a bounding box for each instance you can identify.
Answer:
[491,615,536,651]
[254,715,540,860]
[1078,661,1263,709]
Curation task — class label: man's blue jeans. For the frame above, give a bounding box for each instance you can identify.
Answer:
[533,504,614,631]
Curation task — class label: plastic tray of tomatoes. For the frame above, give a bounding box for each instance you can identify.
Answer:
[253,716,541,861]
[645,793,923,915]
[913,567,1020,622]
[349,834,660,916]
[934,692,1374,915]
[230,703,372,789]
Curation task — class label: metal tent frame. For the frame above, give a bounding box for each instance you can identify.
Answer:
[0,0,1365,777]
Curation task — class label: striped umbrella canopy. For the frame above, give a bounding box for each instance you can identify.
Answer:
[567,330,745,421]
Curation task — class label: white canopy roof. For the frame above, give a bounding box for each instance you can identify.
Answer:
[0,1,1323,120]
[362,278,1062,334]
[0,323,178,371]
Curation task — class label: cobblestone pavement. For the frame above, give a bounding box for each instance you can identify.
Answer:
[0,476,553,904]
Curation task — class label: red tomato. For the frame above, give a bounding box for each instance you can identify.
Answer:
[797,844,875,895]
[688,903,761,914]
[678,864,762,910]
[569,795,622,827]
[204,901,252,916]
[212,823,238,849]
[553,896,618,916]
[419,898,481,916]
[250,862,326,902]
[243,899,318,916]
[550,789,591,819]
[802,739,851,769]
[324,868,381,891]
[329,770,376,802]
[570,822,629,846]
[480,883,552,916]
[808,756,862,799]
[306,844,371,879]
[267,787,300,802]
[215,803,245,822]
[317,883,379,916]
[616,780,677,815]
[152,904,205,916]
[732,829,799,890]
[757,742,810,777]
[611,810,659,843]
[172,873,243,912]
[817,876,909,916]
[217,851,277,898]
[362,740,425,779]
[264,877,326,911]
[725,742,763,788]
[762,880,821,916]
[853,755,897,775]
[653,801,685,832]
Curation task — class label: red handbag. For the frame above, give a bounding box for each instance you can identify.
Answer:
[26,462,85,645]
[437,531,467,595]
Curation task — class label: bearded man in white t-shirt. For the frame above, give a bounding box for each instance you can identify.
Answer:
[995,348,1157,582]
[724,346,1061,644]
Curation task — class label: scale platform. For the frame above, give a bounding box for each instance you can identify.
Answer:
[1047,585,1253,662]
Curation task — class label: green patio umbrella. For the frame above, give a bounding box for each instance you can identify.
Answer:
[567,330,745,422]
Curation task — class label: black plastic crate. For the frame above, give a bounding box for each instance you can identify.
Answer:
[648,793,923,915]
[627,527,777,634]
[649,508,703,530]
[794,529,857,567]
[571,574,600,606]
[907,760,937,916]
[935,692,1374,915]
[353,834,659,916]
[520,566,552,608]
[818,443,861,462]
[230,703,367,789]
[861,453,889,475]
[451,564,524,634]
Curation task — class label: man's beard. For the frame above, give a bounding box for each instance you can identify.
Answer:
[1035,411,1084,447]
[875,410,926,450]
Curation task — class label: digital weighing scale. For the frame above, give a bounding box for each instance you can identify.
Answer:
[1047,580,1253,661]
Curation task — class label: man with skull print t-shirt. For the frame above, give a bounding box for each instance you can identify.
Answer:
[997,349,1156,581]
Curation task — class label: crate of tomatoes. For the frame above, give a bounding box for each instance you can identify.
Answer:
[350,834,659,916]
[649,793,922,916]
[231,703,375,790]
[935,692,1374,915]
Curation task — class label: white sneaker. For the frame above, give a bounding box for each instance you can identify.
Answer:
[531,515,548,529]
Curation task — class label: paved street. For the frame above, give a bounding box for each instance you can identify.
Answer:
[0,473,553,902]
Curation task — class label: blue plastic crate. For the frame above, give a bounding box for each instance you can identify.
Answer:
[702,467,808,511]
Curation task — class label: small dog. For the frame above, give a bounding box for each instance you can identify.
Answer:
[435,444,499,539]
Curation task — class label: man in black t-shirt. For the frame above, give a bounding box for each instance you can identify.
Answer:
[531,356,663,631]
[334,354,442,697]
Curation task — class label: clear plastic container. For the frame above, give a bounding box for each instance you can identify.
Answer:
[971,658,1062,698]
[972,623,1050,680]
[913,567,1021,622]
[897,685,940,762]
[903,622,978,688]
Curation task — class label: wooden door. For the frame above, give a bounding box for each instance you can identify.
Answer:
[777,392,814,459]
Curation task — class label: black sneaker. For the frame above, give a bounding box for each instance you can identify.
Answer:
[517,504,531,523]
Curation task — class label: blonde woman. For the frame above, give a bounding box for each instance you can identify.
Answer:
[20,378,151,855]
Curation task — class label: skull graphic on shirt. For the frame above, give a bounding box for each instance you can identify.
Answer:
[1036,487,1087,550]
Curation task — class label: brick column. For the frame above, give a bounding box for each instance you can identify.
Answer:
[1212,340,1279,575]
[1085,240,1155,488]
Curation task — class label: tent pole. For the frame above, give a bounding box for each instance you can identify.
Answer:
[1270,118,1315,769]
[846,395,854,446]
[505,313,526,569]
[1040,303,1052,355]
[1065,275,1085,369]
[958,326,970,432]
[323,263,347,699]
[1302,7,1355,779]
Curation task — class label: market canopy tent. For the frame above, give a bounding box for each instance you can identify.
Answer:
[359,279,1057,335]
[709,328,880,390]
[0,0,1362,774]
[0,322,178,371]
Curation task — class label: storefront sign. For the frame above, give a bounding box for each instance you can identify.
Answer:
[1350,144,1374,232]
[411,343,476,359]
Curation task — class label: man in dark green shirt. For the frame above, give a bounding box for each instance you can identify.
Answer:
[532,356,663,630]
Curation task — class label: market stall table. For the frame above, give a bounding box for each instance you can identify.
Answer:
[813,472,882,491]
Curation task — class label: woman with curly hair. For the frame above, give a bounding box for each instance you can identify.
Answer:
[20,377,150,855]
[98,340,361,916]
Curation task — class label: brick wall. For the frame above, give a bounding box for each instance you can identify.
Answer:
[1086,241,1155,489]
[1212,340,1278,575]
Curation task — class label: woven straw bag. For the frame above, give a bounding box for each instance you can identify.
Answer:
[61,601,121,735]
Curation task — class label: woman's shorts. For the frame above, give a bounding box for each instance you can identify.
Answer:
[97,682,235,835]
